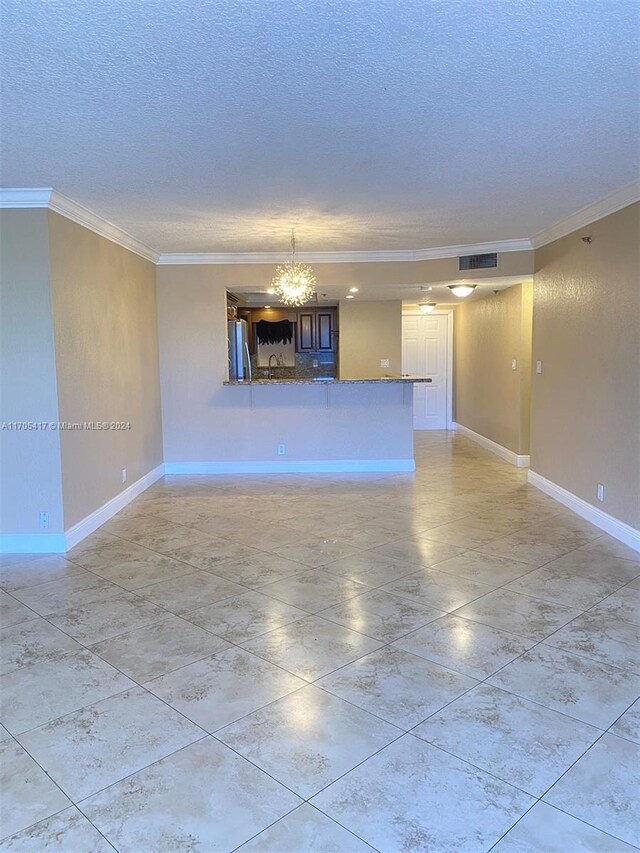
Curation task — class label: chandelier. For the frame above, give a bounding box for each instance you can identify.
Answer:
[271,231,316,307]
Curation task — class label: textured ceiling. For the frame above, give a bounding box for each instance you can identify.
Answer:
[1,0,638,253]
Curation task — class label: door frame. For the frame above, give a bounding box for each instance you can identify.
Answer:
[402,308,454,430]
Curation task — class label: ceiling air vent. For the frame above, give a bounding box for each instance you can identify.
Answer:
[458,252,498,271]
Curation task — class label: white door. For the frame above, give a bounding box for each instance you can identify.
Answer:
[402,313,450,429]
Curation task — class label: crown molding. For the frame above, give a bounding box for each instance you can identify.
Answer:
[412,238,531,261]
[156,238,532,266]
[530,181,640,249]
[0,187,53,208]
[48,191,159,262]
[0,187,159,263]
[3,184,637,264]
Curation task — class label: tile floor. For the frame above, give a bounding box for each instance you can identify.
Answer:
[1,432,639,851]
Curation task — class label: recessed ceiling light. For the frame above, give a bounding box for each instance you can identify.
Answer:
[264,304,271,308]
[419,303,437,313]
[349,287,359,292]
[345,294,355,299]
[448,284,476,298]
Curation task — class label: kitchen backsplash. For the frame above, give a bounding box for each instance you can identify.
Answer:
[250,351,337,379]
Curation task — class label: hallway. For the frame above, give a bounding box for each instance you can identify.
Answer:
[1,432,639,851]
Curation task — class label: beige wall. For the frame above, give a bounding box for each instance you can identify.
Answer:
[5,199,637,540]
[531,202,640,529]
[48,212,163,528]
[157,267,413,465]
[339,300,402,379]
[519,284,533,453]
[164,250,533,292]
[454,283,533,455]
[0,210,65,535]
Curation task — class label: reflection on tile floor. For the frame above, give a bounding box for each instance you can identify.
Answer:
[1,432,639,851]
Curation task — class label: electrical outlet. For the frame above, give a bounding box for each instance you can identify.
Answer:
[380,359,390,369]
[121,468,127,483]
[536,360,543,374]
[597,483,605,502]
[277,444,285,456]
[312,359,318,368]
[511,358,517,370]
[39,511,49,530]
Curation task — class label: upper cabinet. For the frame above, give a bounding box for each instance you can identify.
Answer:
[317,312,334,350]
[297,309,336,352]
[239,306,337,354]
[297,312,315,351]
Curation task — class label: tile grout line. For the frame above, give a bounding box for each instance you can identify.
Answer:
[0,582,554,849]
[12,556,634,731]
[3,439,638,848]
[6,528,637,739]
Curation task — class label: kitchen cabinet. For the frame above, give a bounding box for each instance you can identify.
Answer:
[298,313,315,351]
[296,309,336,352]
[317,312,333,350]
[226,290,240,321]
[239,306,336,354]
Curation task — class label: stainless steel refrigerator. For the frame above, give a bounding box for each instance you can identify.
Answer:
[227,320,252,381]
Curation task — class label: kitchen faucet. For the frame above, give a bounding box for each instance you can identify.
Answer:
[267,354,278,379]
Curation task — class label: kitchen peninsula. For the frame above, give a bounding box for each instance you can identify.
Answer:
[224,377,431,385]
[210,377,431,473]
[157,267,431,475]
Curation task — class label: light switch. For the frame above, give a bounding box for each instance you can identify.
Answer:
[511,359,517,371]
[380,359,390,369]
[536,360,543,374]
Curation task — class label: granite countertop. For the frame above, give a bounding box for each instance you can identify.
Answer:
[223,376,433,385]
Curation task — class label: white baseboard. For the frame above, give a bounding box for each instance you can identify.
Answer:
[64,464,165,550]
[528,470,640,553]
[452,423,530,468]
[165,459,416,474]
[0,533,67,554]
[0,464,164,555]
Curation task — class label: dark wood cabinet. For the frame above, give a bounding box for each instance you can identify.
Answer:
[295,309,336,352]
[297,313,315,351]
[245,307,336,354]
[317,312,333,350]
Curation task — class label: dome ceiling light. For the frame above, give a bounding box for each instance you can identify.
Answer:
[448,284,476,298]
[419,303,437,313]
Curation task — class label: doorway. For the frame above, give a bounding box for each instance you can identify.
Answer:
[402,310,453,430]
